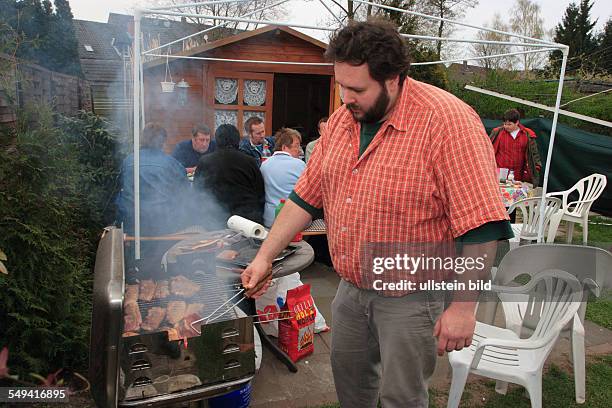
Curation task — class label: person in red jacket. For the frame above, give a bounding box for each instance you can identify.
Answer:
[489,108,542,186]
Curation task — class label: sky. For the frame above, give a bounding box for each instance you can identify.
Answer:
[69,0,612,40]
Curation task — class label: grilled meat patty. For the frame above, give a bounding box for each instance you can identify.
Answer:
[141,306,166,331]
[185,302,204,317]
[169,275,200,298]
[123,302,142,332]
[138,280,156,302]
[154,280,170,300]
[166,300,187,325]
[125,284,139,304]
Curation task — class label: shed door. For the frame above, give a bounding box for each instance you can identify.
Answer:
[207,70,274,137]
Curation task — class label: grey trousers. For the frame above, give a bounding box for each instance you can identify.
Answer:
[331,279,443,408]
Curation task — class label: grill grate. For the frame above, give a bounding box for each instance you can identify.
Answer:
[128,269,243,336]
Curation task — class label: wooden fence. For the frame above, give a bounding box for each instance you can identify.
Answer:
[0,54,92,127]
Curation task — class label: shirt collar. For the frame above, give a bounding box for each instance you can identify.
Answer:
[383,77,413,133]
[272,151,291,157]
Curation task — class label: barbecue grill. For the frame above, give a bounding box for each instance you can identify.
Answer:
[89,226,255,408]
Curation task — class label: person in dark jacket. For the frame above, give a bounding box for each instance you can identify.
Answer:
[239,116,275,164]
[171,124,216,172]
[194,124,265,226]
[116,123,190,236]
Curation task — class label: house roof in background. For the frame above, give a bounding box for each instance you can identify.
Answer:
[73,20,126,61]
[74,13,239,84]
[144,25,328,69]
[108,13,238,53]
[80,59,126,84]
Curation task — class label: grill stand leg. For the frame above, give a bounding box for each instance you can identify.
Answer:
[243,298,298,373]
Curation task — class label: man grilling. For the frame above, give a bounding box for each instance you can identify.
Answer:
[241,19,512,407]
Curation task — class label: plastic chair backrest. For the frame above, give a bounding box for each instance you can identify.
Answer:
[522,270,583,341]
[495,244,612,295]
[508,197,562,240]
[566,173,607,216]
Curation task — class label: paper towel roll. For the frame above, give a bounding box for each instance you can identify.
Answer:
[227,215,268,240]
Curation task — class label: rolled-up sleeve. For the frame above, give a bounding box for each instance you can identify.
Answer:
[433,114,509,238]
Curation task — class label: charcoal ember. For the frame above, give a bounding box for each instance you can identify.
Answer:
[154,280,170,300]
[141,306,166,331]
[138,280,156,302]
[123,302,142,332]
[169,275,200,298]
[125,284,139,304]
[166,300,187,325]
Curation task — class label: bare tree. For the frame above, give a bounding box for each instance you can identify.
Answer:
[149,0,289,30]
[511,0,546,73]
[421,0,478,58]
[471,13,516,70]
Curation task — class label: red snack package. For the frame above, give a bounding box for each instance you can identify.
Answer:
[278,284,316,362]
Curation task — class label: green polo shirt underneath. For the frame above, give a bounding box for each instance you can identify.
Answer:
[289,121,512,243]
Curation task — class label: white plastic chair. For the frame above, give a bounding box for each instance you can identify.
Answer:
[546,174,607,244]
[507,197,563,248]
[483,244,612,404]
[447,270,583,408]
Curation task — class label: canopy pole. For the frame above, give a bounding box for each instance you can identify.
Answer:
[133,10,142,259]
[538,47,569,242]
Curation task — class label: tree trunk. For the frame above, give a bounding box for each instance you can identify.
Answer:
[437,23,444,58]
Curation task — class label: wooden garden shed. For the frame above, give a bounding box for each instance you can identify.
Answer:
[143,25,336,150]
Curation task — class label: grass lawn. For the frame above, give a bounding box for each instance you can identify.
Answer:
[317,356,612,408]
[429,355,612,408]
[562,216,612,330]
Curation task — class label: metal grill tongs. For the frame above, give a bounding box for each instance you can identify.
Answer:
[189,264,293,335]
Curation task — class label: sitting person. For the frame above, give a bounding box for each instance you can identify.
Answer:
[304,116,328,163]
[116,123,190,236]
[260,128,306,227]
[239,116,275,164]
[194,124,265,226]
[171,124,216,173]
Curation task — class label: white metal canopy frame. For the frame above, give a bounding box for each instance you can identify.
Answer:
[131,0,570,258]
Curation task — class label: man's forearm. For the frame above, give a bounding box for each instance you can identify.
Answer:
[450,240,498,308]
[256,199,313,263]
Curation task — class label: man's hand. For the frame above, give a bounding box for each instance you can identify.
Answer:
[241,256,273,298]
[433,302,476,356]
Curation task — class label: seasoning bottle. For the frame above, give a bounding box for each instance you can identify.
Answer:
[275,198,286,219]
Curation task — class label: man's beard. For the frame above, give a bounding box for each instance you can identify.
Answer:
[346,86,390,124]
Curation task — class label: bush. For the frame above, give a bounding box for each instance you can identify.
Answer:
[0,106,120,378]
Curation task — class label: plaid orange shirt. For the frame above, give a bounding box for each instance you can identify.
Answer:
[293,78,508,295]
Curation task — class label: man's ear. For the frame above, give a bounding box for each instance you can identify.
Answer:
[385,75,400,94]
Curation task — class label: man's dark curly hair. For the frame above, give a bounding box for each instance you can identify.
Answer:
[325,19,410,86]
